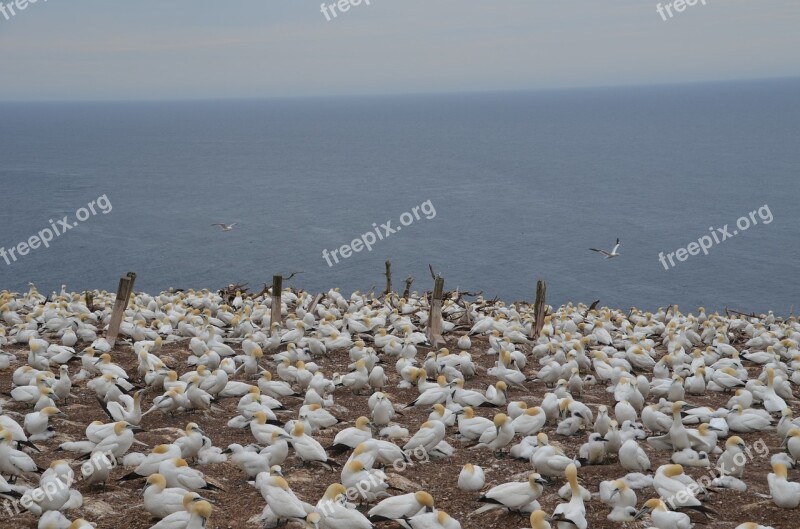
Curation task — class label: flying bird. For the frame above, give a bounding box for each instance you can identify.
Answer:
[212,223,238,232]
[590,238,620,258]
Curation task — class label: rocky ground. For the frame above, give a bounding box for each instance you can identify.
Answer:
[0,332,794,529]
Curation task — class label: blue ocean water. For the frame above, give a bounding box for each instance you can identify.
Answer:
[0,79,798,313]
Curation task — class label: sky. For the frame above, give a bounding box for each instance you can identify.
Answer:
[0,0,798,101]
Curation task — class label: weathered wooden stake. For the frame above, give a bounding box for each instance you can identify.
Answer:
[426,276,445,346]
[402,276,414,299]
[531,279,547,339]
[85,291,94,312]
[383,260,392,296]
[107,272,136,348]
[271,275,283,329]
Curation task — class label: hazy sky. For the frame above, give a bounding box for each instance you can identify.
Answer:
[0,0,798,101]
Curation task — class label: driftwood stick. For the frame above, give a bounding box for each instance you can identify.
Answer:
[725,307,762,319]
[308,293,323,315]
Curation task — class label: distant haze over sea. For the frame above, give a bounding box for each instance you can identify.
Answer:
[1,79,798,314]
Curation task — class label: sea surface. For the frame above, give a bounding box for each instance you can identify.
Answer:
[1,78,798,314]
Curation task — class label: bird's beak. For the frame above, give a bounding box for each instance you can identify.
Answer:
[535,478,547,486]
[633,508,649,521]
[610,488,619,498]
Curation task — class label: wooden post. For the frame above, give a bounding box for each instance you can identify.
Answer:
[402,276,413,299]
[383,260,392,296]
[531,279,547,339]
[271,275,283,329]
[107,272,136,348]
[426,276,445,346]
[84,291,94,312]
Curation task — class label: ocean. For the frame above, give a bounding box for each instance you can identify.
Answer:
[1,78,798,314]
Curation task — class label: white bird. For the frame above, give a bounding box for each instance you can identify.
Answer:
[258,475,309,521]
[404,421,446,454]
[143,474,203,519]
[405,510,462,529]
[147,498,213,529]
[634,498,691,529]
[457,407,494,441]
[225,444,271,477]
[158,458,216,492]
[475,413,514,453]
[329,416,372,454]
[474,473,546,514]
[315,483,374,528]
[0,428,41,477]
[367,490,434,522]
[768,461,800,508]
[24,406,65,441]
[619,438,650,472]
[212,223,237,232]
[601,479,637,522]
[551,464,586,529]
[653,464,710,511]
[589,238,620,259]
[289,421,337,468]
[458,463,485,491]
[512,407,546,436]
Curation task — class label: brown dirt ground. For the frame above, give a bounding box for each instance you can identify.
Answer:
[0,332,796,529]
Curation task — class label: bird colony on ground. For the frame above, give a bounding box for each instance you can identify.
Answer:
[0,284,797,529]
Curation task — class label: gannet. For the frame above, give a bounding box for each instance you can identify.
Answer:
[551,464,586,529]
[458,463,485,491]
[474,473,546,514]
[589,238,620,259]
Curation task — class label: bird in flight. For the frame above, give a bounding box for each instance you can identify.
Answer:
[212,223,238,232]
[590,238,620,258]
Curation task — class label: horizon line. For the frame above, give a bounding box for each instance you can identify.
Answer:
[0,74,797,105]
